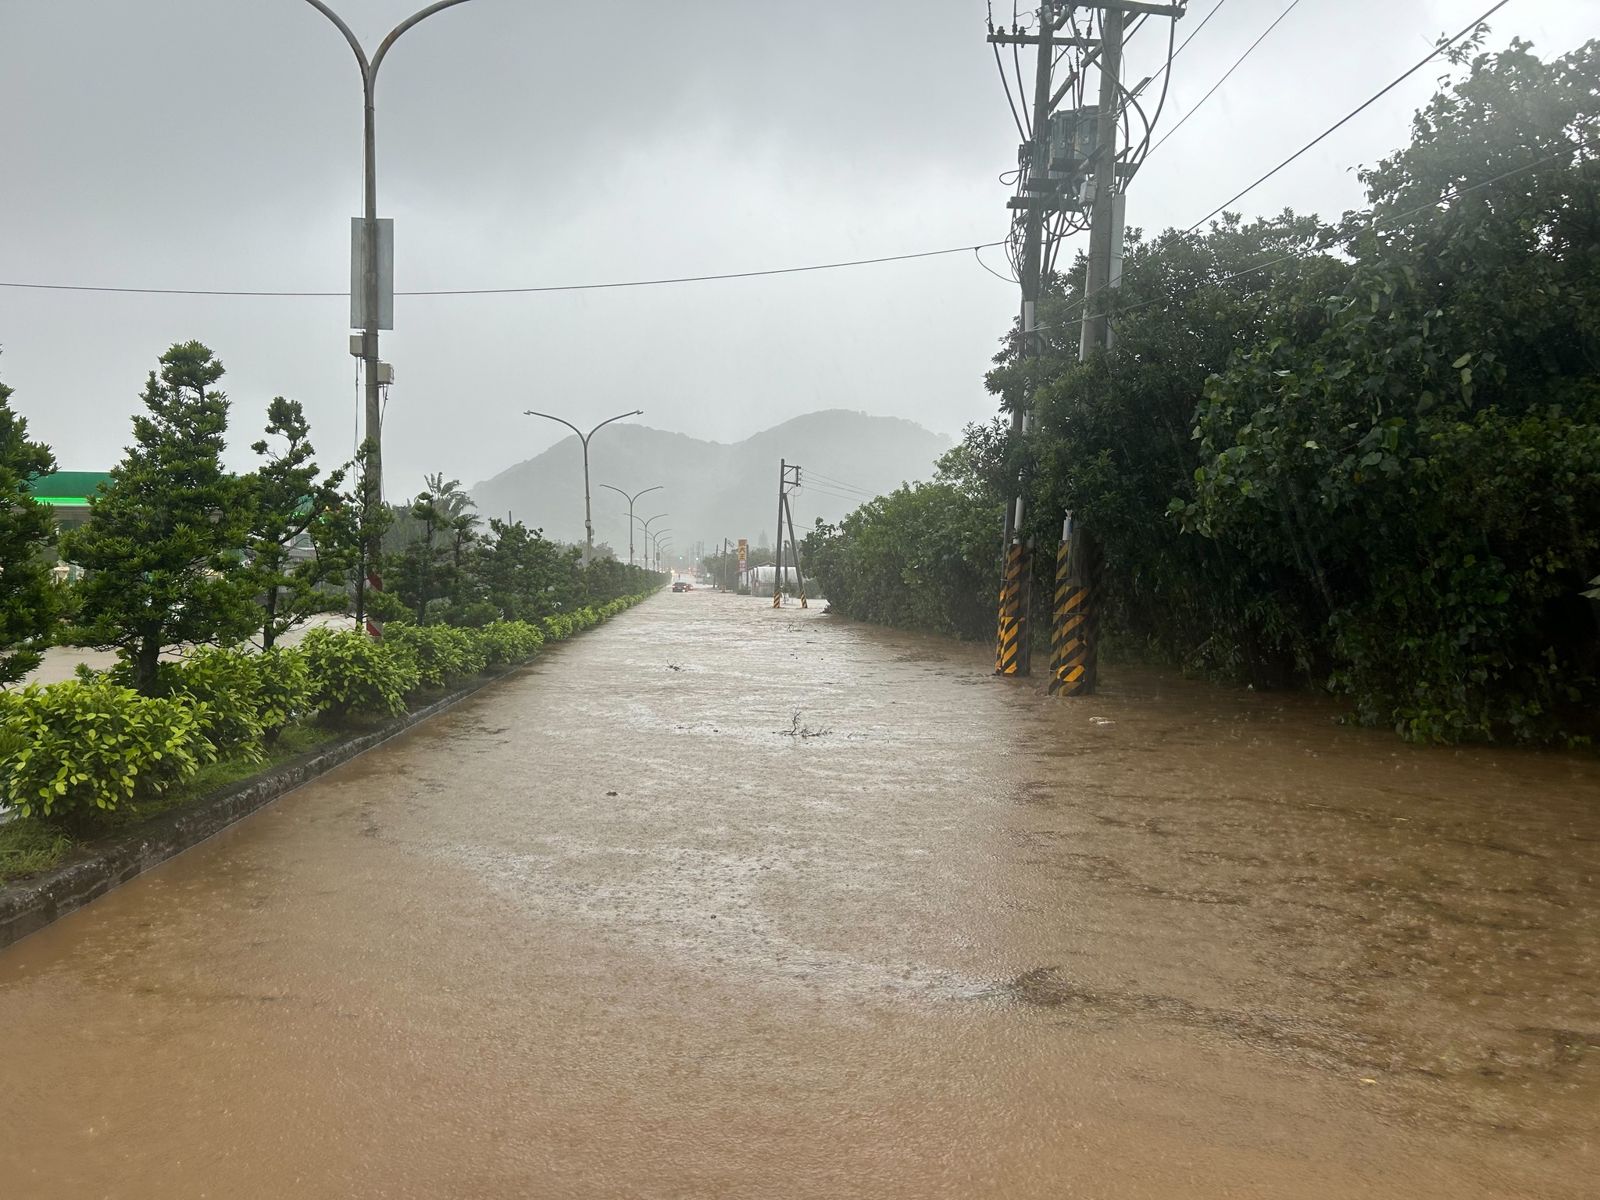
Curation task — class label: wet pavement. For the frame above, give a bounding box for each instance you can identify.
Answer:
[1,590,1596,1198]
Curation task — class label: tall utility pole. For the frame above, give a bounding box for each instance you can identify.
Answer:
[990,1,1060,679]
[1050,4,1129,698]
[302,0,478,637]
[782,483,809,610]
[772,460,788,608]
[598,483,662,568]
[771,461,805,608]
[987,0,1185,690]
[524,408,642,568]
[1079,6,1125,359]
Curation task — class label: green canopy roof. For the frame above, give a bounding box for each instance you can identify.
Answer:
[26,471,112,507]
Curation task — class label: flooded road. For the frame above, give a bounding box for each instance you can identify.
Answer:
[2,591,1596,1198]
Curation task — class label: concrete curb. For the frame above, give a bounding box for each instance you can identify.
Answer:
[0,653,533,953]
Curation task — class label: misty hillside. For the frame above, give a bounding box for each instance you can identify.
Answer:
[472,410,950,559]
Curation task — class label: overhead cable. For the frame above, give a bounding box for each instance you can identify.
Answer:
[1173,0,1230,60]
[1184,0,1516,232]
[1036,145,1574,338]
[1147,0,1305,159]
[0,241,1006,300]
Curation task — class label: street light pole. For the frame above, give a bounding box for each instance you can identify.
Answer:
[524,408,643,569]
[634,512,668,573]
[301,0,477,635]
[598,483,662,569]
[644,527,672,575]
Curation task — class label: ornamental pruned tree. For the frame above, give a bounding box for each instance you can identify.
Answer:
[59,341,259,695]
[246,396,347,649]
[0,365,61,684]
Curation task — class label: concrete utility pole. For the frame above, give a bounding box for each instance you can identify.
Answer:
[771,461,804,608]
[773,460,787,608]
[782,480,809,610]
[1051,4,1129,698]
[301,0,477,637]
[524,408,643,569]
[988,0,1184,692]
[1079,6,1125,359]
[990,1,1059,678]
[598,483,662,568]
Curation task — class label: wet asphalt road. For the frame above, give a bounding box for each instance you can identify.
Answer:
[1,590,1596,1198]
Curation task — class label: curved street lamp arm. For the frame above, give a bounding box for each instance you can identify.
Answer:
[597,483,631,504]
[372,0,479,80]
[524,410,585,441]
[585,408,644,441]
[300,0,371,74]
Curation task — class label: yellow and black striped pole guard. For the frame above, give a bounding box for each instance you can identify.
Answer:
[1049,521,1092,695]
[994,541,1031,676]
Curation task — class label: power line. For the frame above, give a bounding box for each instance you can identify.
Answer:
[802,479,877,499]
[0,240,1007,300]
[974,244,1019,284]
[1185,0,1516,233]
[806,470,877,493]
[1147,0,1304,160]
[1036,146,1574,339]
[796,485,871,505]
[1173,0,1230,60]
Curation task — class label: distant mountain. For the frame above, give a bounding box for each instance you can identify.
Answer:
[472,410,950,560]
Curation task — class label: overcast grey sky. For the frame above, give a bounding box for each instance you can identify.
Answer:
[1,0,1591,494]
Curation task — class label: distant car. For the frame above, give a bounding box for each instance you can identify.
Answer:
[671,581,690,592]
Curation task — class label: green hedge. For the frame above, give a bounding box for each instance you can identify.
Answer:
[0,678,214,823]
[0,592,654,830]
[478,620,545,665]
[386,624,487,693]
[301,627,420,723]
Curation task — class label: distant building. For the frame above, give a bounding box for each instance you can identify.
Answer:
[25,471,316,574]
[25,471,110,581]
[26,471,110,536]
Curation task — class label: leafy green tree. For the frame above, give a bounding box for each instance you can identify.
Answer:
[59,342,258,695]
[1186,38,1600,739]
[247,397,346,648]
[1014,214,1344,678]
[804,467,1002,640]
[802,38,1600,743]
[0,367,60,684]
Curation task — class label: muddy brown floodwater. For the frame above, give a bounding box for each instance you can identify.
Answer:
[2,592,1596,1198]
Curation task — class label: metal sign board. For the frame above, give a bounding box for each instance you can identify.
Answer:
[350,217,394,330]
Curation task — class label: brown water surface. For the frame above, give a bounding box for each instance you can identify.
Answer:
[2,591,1596,1198]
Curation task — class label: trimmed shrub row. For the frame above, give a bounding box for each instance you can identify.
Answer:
[0,591,653,827]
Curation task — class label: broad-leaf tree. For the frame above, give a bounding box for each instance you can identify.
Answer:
[804,37,1600,743]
